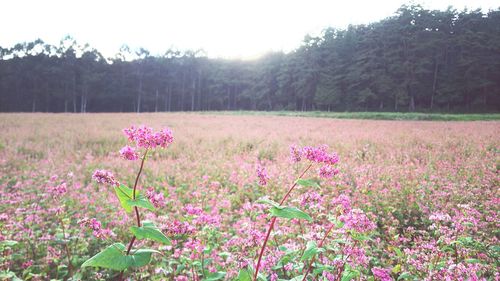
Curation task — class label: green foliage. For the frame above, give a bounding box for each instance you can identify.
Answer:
[202,271,226,281]
[237,269,252,281]
[296,179,320,188]
[81,243,159,271]
[256,197,280,207]
[300,241,323,261]
[130,221,171,245]
[114,184,155,213]
[269,206,313,222]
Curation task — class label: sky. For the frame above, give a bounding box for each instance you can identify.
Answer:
[1,0,498,60]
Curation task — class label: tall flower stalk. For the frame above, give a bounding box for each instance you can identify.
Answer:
[82,125,173,280]
[253,145,339,281]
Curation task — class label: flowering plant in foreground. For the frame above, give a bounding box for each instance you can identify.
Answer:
[81,125,173,280]
[244,145,346,281]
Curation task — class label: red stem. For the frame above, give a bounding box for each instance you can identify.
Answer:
[119,149,149,280]
[253,163,312,281]
[301,223,335,281]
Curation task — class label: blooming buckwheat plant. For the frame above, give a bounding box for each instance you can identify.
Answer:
[81,125,173,280]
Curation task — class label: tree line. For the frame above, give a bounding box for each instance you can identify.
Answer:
[1,4,499,113]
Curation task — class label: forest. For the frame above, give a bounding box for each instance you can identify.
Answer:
[1,4,499,113]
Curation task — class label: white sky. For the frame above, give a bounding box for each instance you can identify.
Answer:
[1,0,498,60]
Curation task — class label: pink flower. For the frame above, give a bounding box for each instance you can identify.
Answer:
[332,194,352,212]
[47,182,67,196]
[79,218,114,240]
[256,165,269,186]
[318,165,339,179]
[291,144,339,177]
[372,267,393,281]
[123,125,173,149]
[92,169,118,186]
[165,220,195,236]
[153,128,174,148]
[290,144,302,163]
[146,187,166,208]
[339,208,376,233]
[22,260,33,269]
[119,145,139,160]
[184,204,203,215]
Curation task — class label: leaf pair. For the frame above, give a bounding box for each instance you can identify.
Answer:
[114,184,155,213]
[81,243,159,271]
[256,197,313,222]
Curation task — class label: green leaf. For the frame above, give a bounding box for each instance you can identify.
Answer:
[128,194,155,211]
[114,184,155,213]
[341,267,360,281]
[256,197,280,208]
[203,271,226,281]
[114,184,135,212]
[237,269,252,281]
[130,221,171,245]
[301,241,319,261]
[0,240,18,247]
[81,243,159,271]
[296,179,320,188]
[397,272,414,280]
[288,275,304,281]
[0,271,23,281]
[269,206,312,222]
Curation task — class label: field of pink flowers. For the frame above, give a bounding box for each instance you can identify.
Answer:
[0,113,498,281]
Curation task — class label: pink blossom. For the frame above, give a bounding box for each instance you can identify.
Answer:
[47,182,67,196]
[339,208,376,233]
[119,145,139,160]
[256,165,269,186]
[372,267,393,281]
[22,260,33,269]
[332,194,352,212]
[165,220,195,236]
[92,169,118,186]
[123,125,173,149]
[146,188,166,208]
[318,165,339,178]
[290,144,302,163]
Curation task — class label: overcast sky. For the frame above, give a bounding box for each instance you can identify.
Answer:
[1,0,498,59]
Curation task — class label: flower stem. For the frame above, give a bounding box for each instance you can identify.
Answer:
[301,223,335,281]
[253,163,312,281]
[119,149,149,281]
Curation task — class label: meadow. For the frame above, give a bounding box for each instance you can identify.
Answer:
[0,113,498,281]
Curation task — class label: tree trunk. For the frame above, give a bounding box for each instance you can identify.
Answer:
[191,79,195,111]
[155,88,159,112]
[72,76,77,113]
[431,58,439,111]
[137,75,143,113]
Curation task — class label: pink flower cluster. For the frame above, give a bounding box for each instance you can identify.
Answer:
[146,187,166,208]
[119,145,139,160]
[79,218,114,240]
[339,208,376,233]
[256,165,269,186]
[92,169,118,186]
[123,125,174,150]
[47,182,67,196]
[165,220,196,236]
[290,144,339,178]
[371,267,392,281]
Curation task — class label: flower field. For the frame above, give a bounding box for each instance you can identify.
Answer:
[0,113,498,281]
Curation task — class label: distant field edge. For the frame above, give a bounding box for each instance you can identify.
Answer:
[1,111,499,121]
[198,111,500,121]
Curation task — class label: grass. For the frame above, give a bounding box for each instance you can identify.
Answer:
[199,111,500,121]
